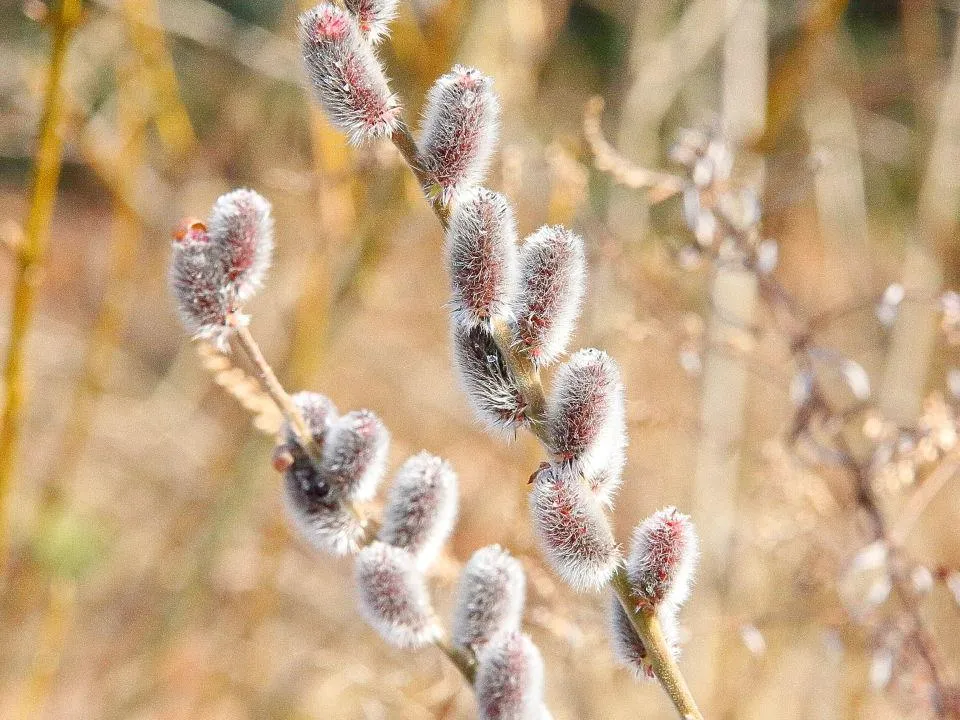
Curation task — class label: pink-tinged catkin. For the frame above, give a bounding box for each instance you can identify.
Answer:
[355,541,441,648]
[446,187,519,329]
[452,545,525,652]
[378,452,458,570]
[170,220,231,345]
[207,188,273,303]
[529,464,619,591]
[513,225,586,367]
[608,594,680,681]
[282,480,365,556]
[285,391,338,445]
[299,3,399,144]
[545,348,626,505]
[451,323,528,432]
[343,0,397,44]
[419,65,500,203]
[321,409,390,502]
[475,630,545,720]
[627,507,699,612]
[276,392,340,521]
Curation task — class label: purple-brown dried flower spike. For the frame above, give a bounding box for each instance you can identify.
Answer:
[321,409,390,502]
[344,0,397,44]
[627,507,698,612]
[452,323,527,432]
[452,545,525,651]
[476,630,545,720]
[420,65,500,203]
[355,541,441,648]
[447,187,519,329]
[609,595,680,681]
[379,451,458,569]
[529,464,619,591]
[299,3,400,144]
[546,349,626,505]
[513,225,586,367]
[207,188,273,303]
[169,219,230,346]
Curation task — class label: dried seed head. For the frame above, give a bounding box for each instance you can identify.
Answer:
[169,220,231,345]
[529,464,619,591]
[627,507,699,612]
[420,65,500,203]
[321,409,390,502]
[299,3,400,144]
[343,0,398,43]
[513,225,586,367]
[608,595,680,681]
[476,631,545,720]
[452,545,526,652]
[451,323,528,432]
[446,187,519,329]
[355,541,441,648]
[546,349,627,504]
[379,452,458,569]
[207,188,274,303]
[283,471,365,556]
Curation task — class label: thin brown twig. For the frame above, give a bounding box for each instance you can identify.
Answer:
[0,0,83,570]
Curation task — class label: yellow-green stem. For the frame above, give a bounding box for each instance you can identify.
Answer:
[0,0,83,569]
[434,634,477,684]
[611,566,704,720]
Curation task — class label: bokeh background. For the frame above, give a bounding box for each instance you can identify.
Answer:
[2,0,960,717]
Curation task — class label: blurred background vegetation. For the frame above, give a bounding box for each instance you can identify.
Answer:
[2,0,960,717]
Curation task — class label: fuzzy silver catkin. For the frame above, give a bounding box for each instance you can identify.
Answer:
[546,348,626,504]
[378,452,458,570]
[283,471,365,556]
[343,0,397,44]
[207,188,273,303]
[419,65,500,203]
[529,464,619,591]
[446,187,519,329]
[283,391,338,446]
[451,323,528,432]
[627,507,699,612]
[608,594,680,681]
[169,221,231,345]
[452,545,525,651]
[513,225,586,367]
[299,4,399,144]
[476,630,545,720]
[355,541,441,648]
[321,409,390,502]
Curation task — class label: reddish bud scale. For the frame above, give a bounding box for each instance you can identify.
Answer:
[513,225,586,367]
[419,65,500,203]
[355,541,441,648]
[321,409,390,502]
[452,545,526,652]
[169,222,231,345]
[529,464,619,591]
[343,0,397,43]
[299,4,400,144]
[379,452,458,570]
[627,507,698,612]
[207,188,274,303]
[451,323,528,433]
[475,631,545,720]
[546,349,626,504]
[608,595,680,681]
[446,187,519,329]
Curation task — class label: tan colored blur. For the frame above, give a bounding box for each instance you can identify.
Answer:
[1,0,959,718]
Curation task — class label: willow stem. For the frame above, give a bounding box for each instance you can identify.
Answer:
[611,566,704,720]
[434,633,478,684]
[0,0,83,570]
